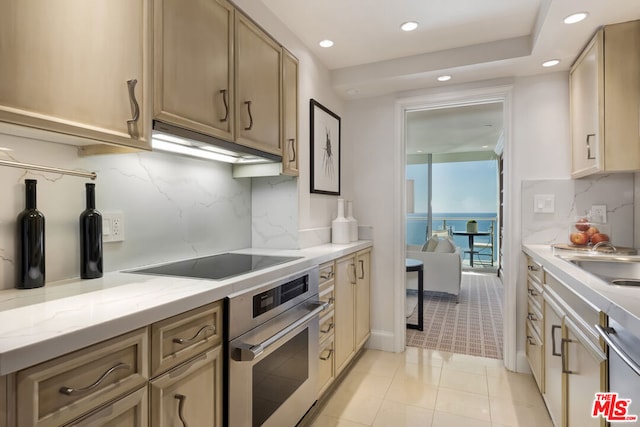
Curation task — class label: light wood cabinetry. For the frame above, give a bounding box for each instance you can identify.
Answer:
[281,48,299,176]
[235,13,282,156]
[150,301,222,377]
[334,250,371,376]
[0,0,151,150]
[543,288,566,427]
[526,257,544,390]
[570,20,640,178]
[68,387,148,427]
[16,329,149,427]
[153,0,234,142]
[0,375,6,427]
[317,261,336,396]
[149,347,222,427]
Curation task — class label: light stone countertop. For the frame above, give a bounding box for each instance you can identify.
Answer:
[522,244,640,333]
[0,241,372,375]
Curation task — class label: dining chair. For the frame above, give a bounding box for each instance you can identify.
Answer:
[473,223,494,266]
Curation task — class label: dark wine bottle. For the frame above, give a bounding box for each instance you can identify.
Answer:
[17,179,45,288]
[80,183,103,279]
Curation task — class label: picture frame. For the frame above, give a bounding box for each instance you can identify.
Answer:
[310,99,341,195]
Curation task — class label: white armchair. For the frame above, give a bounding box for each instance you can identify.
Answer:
[406,241,462,302]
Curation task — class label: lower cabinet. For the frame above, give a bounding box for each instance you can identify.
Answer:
[543,289,566,427]
[334,249,371,377]
[149,347,222,427]
[7,301,223,427]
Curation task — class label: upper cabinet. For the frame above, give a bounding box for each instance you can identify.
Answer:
[282,49,299,176]
[0,0,151,150]
[153,0,234,142]
[235,13,282,156]
[570,20,640,178]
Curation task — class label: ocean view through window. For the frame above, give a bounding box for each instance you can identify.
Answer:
[406,159,498,263]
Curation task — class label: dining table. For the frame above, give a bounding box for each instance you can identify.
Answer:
[452,230,491,267]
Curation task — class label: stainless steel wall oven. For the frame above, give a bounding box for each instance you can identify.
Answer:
[227,266,324,426]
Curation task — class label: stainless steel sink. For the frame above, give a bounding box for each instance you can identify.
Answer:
[558,254,640,286]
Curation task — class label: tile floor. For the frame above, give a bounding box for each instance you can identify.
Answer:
[309,348,554,427]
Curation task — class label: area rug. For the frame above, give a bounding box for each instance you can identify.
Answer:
[406,272,504,359]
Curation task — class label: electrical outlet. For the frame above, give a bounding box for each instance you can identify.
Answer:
[591,204,607,223]
[103,211,125,242]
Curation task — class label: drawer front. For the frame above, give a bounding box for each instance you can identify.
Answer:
[151,301,222,377]
[17,328,148,427]
[526,257,544,284]
[525,320,543,392]
[318,336,335,397]
[319,310,335,343]
[67,386,148,427]
[318,284,335,317]
[527,298,543,338]
[319,261,335,287]
[527,277,543,310]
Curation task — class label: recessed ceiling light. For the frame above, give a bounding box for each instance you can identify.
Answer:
[400,21,419,32]
[542,59,560,67]
[319,39,334,48]
[564,12,588,24]
[482,145,489,148]
[437,75,452,82]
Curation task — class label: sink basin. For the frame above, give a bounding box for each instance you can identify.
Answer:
[559,254,640,286]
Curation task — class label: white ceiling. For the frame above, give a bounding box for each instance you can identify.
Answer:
[260,0,640,99]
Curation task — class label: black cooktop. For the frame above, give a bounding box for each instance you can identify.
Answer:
[127,253,301,280]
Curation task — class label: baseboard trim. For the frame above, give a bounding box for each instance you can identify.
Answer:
[365,329,399,352]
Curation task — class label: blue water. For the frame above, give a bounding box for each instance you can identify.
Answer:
[407,212,497,261]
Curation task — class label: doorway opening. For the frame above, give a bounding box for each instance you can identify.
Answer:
[403,100,505,360]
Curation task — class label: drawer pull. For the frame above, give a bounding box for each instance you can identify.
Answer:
[526,335,536,346]
[527,265,540,272]
[527,313,538,321]
[320,323,334,334]
[320,349,333,361]
[175,394,189,427]
[59,362,130,396]
[173,325,216,345]
[320,271,334,280]
[527,288,539,297]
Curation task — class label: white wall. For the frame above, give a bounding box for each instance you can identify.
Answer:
[343,72,576,366]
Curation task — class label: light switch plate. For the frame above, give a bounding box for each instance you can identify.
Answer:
[533,194,555,213]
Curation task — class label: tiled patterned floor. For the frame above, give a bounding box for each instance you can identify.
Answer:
[406,272,503,359]
[310,348,553,427]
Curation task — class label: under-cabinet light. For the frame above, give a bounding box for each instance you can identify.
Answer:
[152,138,240,163]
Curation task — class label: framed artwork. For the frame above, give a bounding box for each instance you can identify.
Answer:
[310,99,341,195]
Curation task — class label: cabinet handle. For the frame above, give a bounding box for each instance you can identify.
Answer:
[219,89,229,122]
[320,322,334,334]
[551,324,561,356]
[527,288,539,297]
[320,349,333,361]
[561,338,575,374]
[126,79,140,138]
[244,100,253,130]
[349,263,357,284]
[527,265,539,272]
[59,362,130,396]
[175,394,189,427]
[526,335,536,346]
[288,138,296,162]
[358,260,365,279]
[320,271,334,280]
[172,325,216,345]
[527,312,538,321]
[586,134,596,160]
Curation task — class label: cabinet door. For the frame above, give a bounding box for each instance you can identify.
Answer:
[355,250,371,350]
[318,336,335,397]
[0,0,150,149]
[235,13,281,155]
[150,346,222,427]
[564,318,606,427]
[0,375,6,427]
[281,49,299,176]
[543,293,565,427]
[66,387,148,427]
[334,255,356,375]
[154,0,234,141]
[570,31,603,178]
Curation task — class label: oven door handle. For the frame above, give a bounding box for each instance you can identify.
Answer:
[596,324,640,376]
[233,301,329,362]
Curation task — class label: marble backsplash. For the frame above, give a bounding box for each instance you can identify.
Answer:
[0,132,253,290]
[521,174,634,248]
